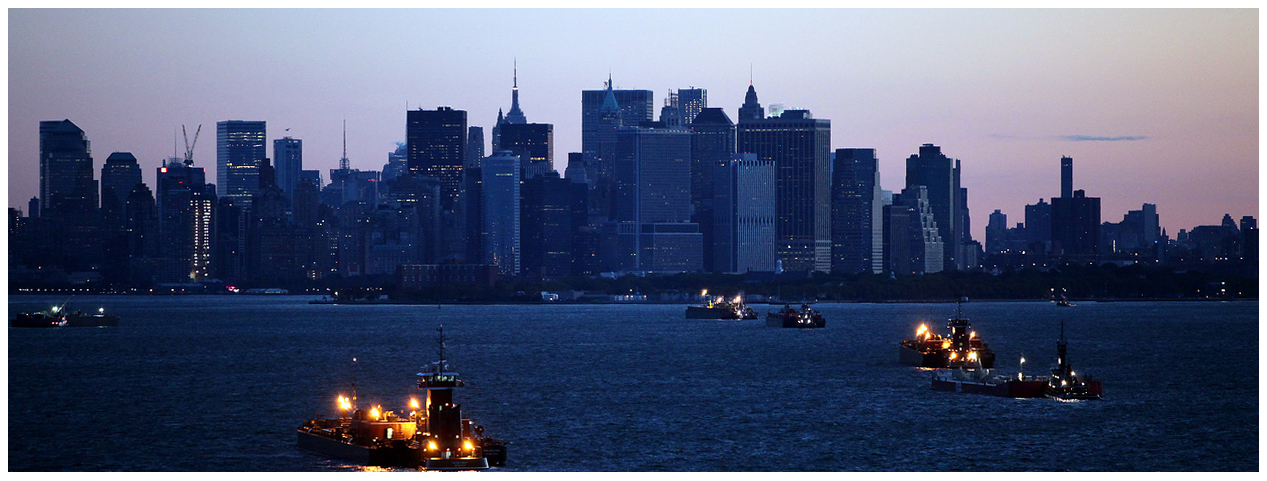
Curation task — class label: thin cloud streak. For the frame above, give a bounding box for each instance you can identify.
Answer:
[1060,135,1149,142]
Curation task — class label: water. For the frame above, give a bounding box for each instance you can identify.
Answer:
[7,296,1258,471]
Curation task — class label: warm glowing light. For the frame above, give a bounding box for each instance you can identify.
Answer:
[338,395,352,412]
[949,352,958,361]
[464,440,474,452]
[970,331,976,339]
[428,441,438,451]
[370,406,381,420]
[941,341,951,349]
[733,296,741,304]
[701,289,708,296]
[99,308,105,313]
[967,351,978,361]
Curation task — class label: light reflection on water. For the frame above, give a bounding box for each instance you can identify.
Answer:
[7,296,1258,471]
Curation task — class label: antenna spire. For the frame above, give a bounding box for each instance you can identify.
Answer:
[339,119,349,171]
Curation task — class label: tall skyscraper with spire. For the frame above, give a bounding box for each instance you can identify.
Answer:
[493,62,527,152]
[738,81,764,122]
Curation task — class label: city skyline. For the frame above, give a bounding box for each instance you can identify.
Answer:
[8,9,1258,241]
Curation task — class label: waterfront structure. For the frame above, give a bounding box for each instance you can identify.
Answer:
[831,148,883,274]
[216,120,267,208]
[736,100,832,273]
[904,143,963,270]
[274,137,302,203]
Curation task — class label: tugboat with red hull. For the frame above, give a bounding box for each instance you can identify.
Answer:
[297,326,506,469]
[931,321,1102,400]
[899,299,995,368]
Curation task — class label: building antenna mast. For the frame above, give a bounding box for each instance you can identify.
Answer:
[339,119,349,171]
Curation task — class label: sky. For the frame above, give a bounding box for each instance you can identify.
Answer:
[7,8,1259,241]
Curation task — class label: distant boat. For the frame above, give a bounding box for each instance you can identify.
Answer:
[685,291,757,320]
[11,301,117,328]
[765,304,825,329]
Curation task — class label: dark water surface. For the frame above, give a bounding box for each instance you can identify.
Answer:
[7,296,1258,471]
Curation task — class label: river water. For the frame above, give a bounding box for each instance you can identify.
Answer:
[7,296,1258,471]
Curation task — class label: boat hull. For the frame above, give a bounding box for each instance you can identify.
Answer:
[296,430,420,467]
[1045,380,1103,401]
[931,375,1045,398]
[765,314,825,328]
[11,314,64,328]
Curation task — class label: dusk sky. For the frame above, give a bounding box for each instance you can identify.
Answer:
[7,9,1258,241]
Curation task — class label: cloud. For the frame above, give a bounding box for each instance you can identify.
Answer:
[1060,135,1148,142]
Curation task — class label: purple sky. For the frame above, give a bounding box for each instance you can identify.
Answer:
[8,9,1258,241]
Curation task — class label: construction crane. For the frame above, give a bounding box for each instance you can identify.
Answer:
[182,124,201,166]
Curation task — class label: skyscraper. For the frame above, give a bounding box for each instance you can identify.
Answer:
[156,158,214,281]
[1051,190,1101,262]
[737,82,764,121]
[39,119,99,269]
[713,153,776,273]
[602,126,701,273]
[1025,198,1052,253]
[678,88,707,126]
[273,136,302,203]
[39,119,96,218]
[1061,156,1073,199]
[581,75,654,174]
[831,148,883,274]
[480,151,521,276]
[100,152,141,232]
[737,105,832,273]
[216,120,266,208]
[904,143,962,270]
[497,122,553,175]
[466,126,484,168]
[406,106,467,212]
[689,107,735,272]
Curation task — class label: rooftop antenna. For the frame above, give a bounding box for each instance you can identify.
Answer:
[182,124,201,167]
[339,119,349,171]
[750,63,753,86]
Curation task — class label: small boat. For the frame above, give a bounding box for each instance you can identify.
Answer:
[765,304,825,328]
[11,300,117,328]
[1052,288,1075,307]
[899,299,995,368]
[685,290,757,320]
[297,326,506,469]
[1043,321,1102,401]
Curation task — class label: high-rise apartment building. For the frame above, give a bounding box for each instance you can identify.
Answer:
[736,103,832,273]
[831,148,883,274]
[273,137,302,203]
[216,120,266,208]
[406,106,467,212]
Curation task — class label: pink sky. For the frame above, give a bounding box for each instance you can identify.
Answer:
[7,9,1258,240]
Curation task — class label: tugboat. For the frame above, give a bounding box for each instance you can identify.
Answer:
[297,326,506,469]
[899,299,995,368]
[765,304,826,328]
[1044,321,1103,401]
[11,299,118,328]
[685,290,757,320]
